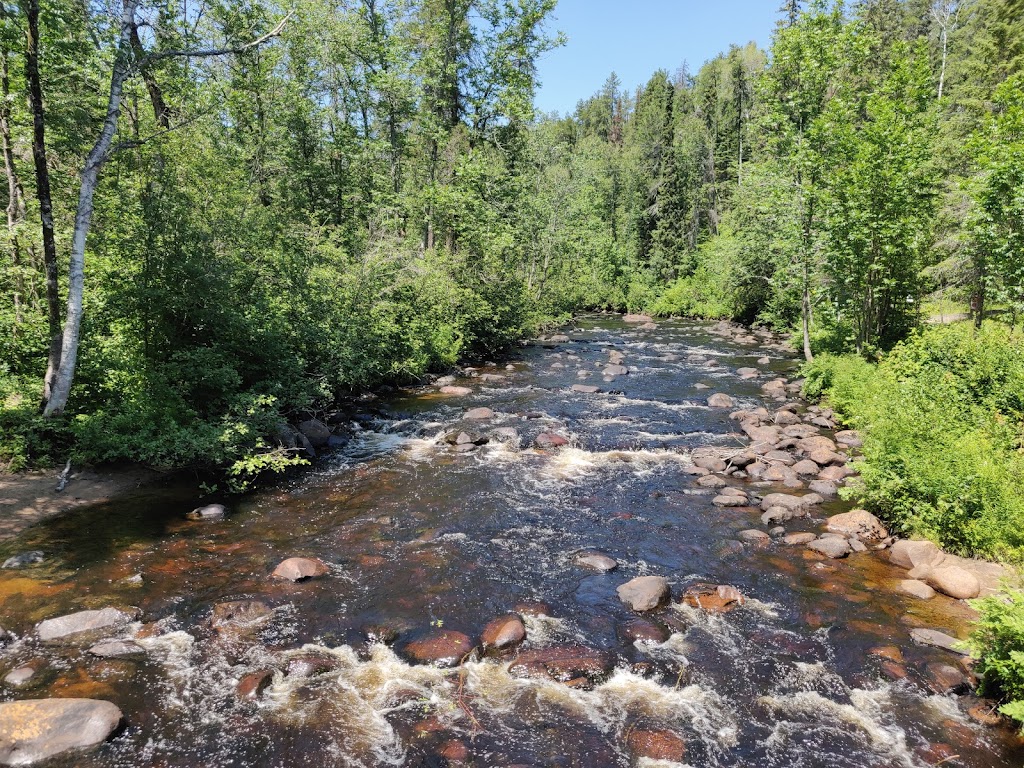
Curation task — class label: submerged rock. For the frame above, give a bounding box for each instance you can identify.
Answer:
[620,618,670,645]
[88,640,145,658]
[535,432,569,449]
[211,601,274,637]
[186,504,226,521]
[2,551,44,569]
[575,552,618,572]
[237,669,274,701]
[3,666,39,688]
[910,628,966,655]
[36,607,138,643]
[463,407,495,420]
[509,646,613,685]
[617,576,670,612]
[0,699,122,765]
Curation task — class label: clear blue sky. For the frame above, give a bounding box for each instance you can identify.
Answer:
[535,0,785,116]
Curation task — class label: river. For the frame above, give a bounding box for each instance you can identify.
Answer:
[0,315,1021,767]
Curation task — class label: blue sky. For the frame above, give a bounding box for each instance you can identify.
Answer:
[534,0,785,116]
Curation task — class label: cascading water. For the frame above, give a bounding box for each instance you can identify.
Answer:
[0,316,1020,767]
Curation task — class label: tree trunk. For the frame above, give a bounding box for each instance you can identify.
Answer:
[44,0,138,417]
[0,48,26,327]
[25,0,62,403]
[802,276,813,362]
[129,20,170,128]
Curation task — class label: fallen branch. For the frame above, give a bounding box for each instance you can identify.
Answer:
[55,459,71,492]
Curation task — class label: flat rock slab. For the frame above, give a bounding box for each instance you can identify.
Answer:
[910,628,967,655]
[509,646,613,684]
[37,607,137,643]
[571,385,599,394]
[617,576,670,612]
[439,386,472,396]
[898,580,936,600]
[0,699,122,765]
[88,640,145,658]
[271,557,329,582]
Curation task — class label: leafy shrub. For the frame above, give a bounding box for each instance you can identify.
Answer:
[967,590,1024,732]
[802,323,1024,562]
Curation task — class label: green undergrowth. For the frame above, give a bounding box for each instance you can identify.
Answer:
[802,321,1024,730]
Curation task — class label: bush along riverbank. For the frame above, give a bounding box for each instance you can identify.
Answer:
[801,321,1024,730]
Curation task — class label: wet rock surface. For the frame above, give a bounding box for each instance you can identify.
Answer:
[0,699,122,765]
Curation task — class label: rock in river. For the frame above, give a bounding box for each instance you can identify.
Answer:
[403,630,474,667]
[681,584,746,613]
[826,509,888,541]
[2,551,44,569]
[625,729,687,763]
[535,432,569,449]
[480,615,526,653]
[88,640,145,658]
[707,393,734,408]
[926,566,981,600]
[0,699,122,765]
[36,607,137,643]
[616,576,670,612]
[509,646,613,685]
[575,552,618,572]
[186,504,227,521]
[806,537,852,559]
[271,557,329,582]
[464,407,495,420]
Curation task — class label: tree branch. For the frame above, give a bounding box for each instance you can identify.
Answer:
[139,9,293,66]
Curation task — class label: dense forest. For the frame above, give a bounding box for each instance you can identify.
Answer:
[0,0,1021,481]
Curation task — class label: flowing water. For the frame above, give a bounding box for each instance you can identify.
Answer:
[1,316,1021,767]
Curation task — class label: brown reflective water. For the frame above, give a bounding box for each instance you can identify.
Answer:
[1,316,1022,767]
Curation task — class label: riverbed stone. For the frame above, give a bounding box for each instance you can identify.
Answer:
[826,510,888,541]
[0,699,122,765]
[713,494,749,508]
[625,729,687,762]
[620,618,670,645]
[693,454,727,472]
[623,314,653,323]
[535,432,569,449]
[88,640,145,658]
[807,479,838,499]
[298,419,331,448]
[784,532,818,546]
[797,435,837,454]
[818,465,855,482]
[481,615,526,653]
[910,628,966,654]
[439,385,472,396]
[603,364,629,377]
[835,430,863,447]
[696,474,726,489]
[926,566,981,600]
[211,601,274,637]
[889,539,943,570]
[898,580,936,600]
[792,459,820,477]
[760,493,816,513]
[926,663,969,695]
[2,551,44,569]
[681,584,745,613]
[36,607,138,643]
[736,367,759,379]
[3,666,38,687]
[737,530,771,545]
[575,552,618,572]
[617,576,670,612]
[271,557,329,582]
[403,630,474,667]
[186,504,226,521]
[809,449,845,467]
[464,407,495,420]
[237,669,274,701]
[571,384,599,394]
[509,646,613,685]
[707,393,734,408]
[807,537,852,558]
[783,424,819,439]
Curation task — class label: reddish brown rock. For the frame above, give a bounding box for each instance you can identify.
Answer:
[620,618,670,645]
[286,653,340,678]
[480,615,526,653]
[826,510,888,541]
[464,407,495,420]
[437,739,470,762]
[625,729,687,762]
[403,630,474,667]
[271,557,329,582]
[535,432,569,449]
[237,669,274,700]
[509,646,613,684]
[681,584,746,613]
[514,601,552,617]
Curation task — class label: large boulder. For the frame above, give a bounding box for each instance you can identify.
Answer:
[926,566,981,600]
[807,537,852,558]
[297,419,332,448]
[826,510,888,541]
[603,365,629,377]
[889,539,944,570]
[36,607,137,643]
[0,699,122,765]
[616,576,670,612]
[707,393,734,408]
[760,493,817,513]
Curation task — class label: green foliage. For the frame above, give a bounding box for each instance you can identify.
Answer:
[967,590,1024,732]
[803,323,1024,561]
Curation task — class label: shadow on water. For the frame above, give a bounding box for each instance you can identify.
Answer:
[0,315,1021,767]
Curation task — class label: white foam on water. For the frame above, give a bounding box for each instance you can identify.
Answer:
[520,613,583,646]
[758,688,918,767]
[541,447,691,482]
